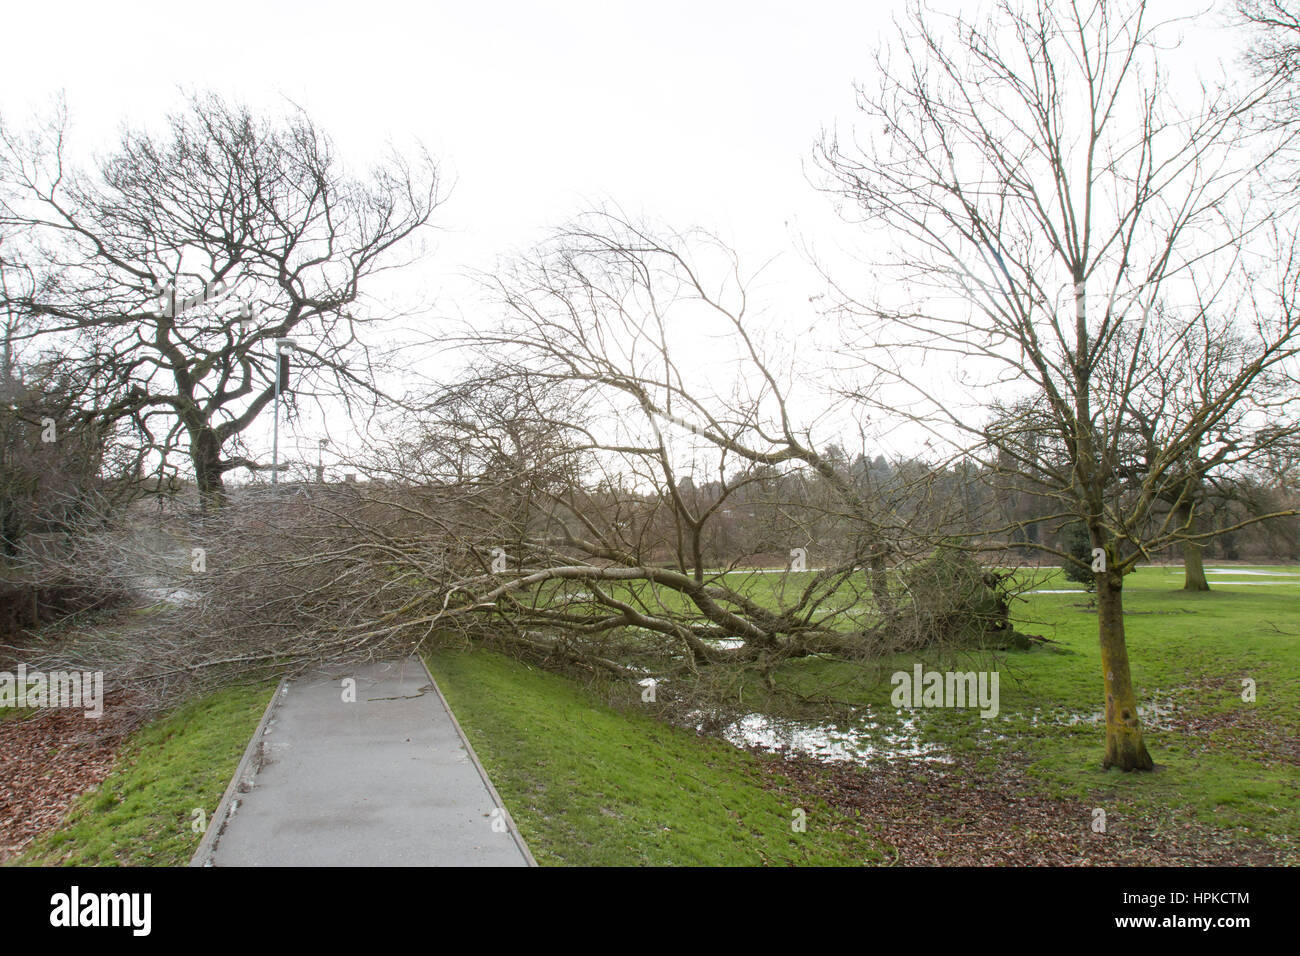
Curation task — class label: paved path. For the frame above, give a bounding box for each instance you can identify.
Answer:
[195,656,533,867]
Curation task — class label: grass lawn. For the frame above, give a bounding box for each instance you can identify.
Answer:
[1021,566,1299,844]
[15,564,1293,865]
[430,564,1299,863]
[768,564,1300,849]
[424,646,887,865]
[12,681,276,866]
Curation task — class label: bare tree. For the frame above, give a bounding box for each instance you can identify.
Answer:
[1240,1,1300,84]
[817,0,1300,770]
[0,92,442,507]
[440,214,1031,681]
[129,212,1022,711]
[11,211,1038,721]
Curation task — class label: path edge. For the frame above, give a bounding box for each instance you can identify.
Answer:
[416,654,539,867]
[188,676,287,867]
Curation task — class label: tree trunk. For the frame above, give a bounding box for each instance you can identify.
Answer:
[1176,501,1210,591]
[0,501,19,557]
[191,428,226,511]
[1096,571,1154,771]
[1182,538,1209,591]
[868,552,893,618]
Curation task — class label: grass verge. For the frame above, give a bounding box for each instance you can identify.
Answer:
[424,646,885,865]
[13,681,276,866]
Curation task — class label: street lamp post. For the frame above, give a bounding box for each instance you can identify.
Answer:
[272,338,296,487]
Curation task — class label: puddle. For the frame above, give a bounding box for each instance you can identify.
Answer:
[1203,569,1300,577]
[626,630,746,649]
[136,575,200,606]
[702,638,745,649]
[1021,692,1182,731]
[728,567,825,575]
[692,708,951,765]
[1192,581,1300,586]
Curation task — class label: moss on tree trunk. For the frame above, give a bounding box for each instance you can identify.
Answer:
[1183,538,1209,591]
[1096,571,1154,771]
[1177,502,1210,591]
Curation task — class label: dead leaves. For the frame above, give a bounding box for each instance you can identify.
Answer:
[0,697,133,863]
[757,750,1292,866]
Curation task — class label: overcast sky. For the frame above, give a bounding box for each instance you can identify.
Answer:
[0,0,1251,474]
[0,1,902,285]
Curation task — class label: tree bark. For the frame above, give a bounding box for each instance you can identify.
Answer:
[868,552,893,618]
[191,427,227,511]
[1176,501,1210,591]
[1096,571,1154,771]
[1182,538,1209,591]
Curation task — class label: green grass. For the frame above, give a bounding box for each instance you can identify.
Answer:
[432,564,1299,863]
[768,564,1300,847]
[16,563,1292,865]
[424,646,886,865]
[13,681,276,866]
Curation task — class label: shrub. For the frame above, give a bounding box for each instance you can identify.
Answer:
[1059,521,1097,592]
[895,546,1019,650]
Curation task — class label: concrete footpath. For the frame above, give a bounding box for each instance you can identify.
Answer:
[193,656,534,867]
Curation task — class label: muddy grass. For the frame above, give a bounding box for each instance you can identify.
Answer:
[755,748,1294,866]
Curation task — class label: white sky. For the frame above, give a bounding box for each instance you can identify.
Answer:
[0,0,1253,477]
[1,0,894,278]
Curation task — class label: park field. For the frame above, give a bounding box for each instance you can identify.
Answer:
[427,564,1300,864]
[4,564,1295,865]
